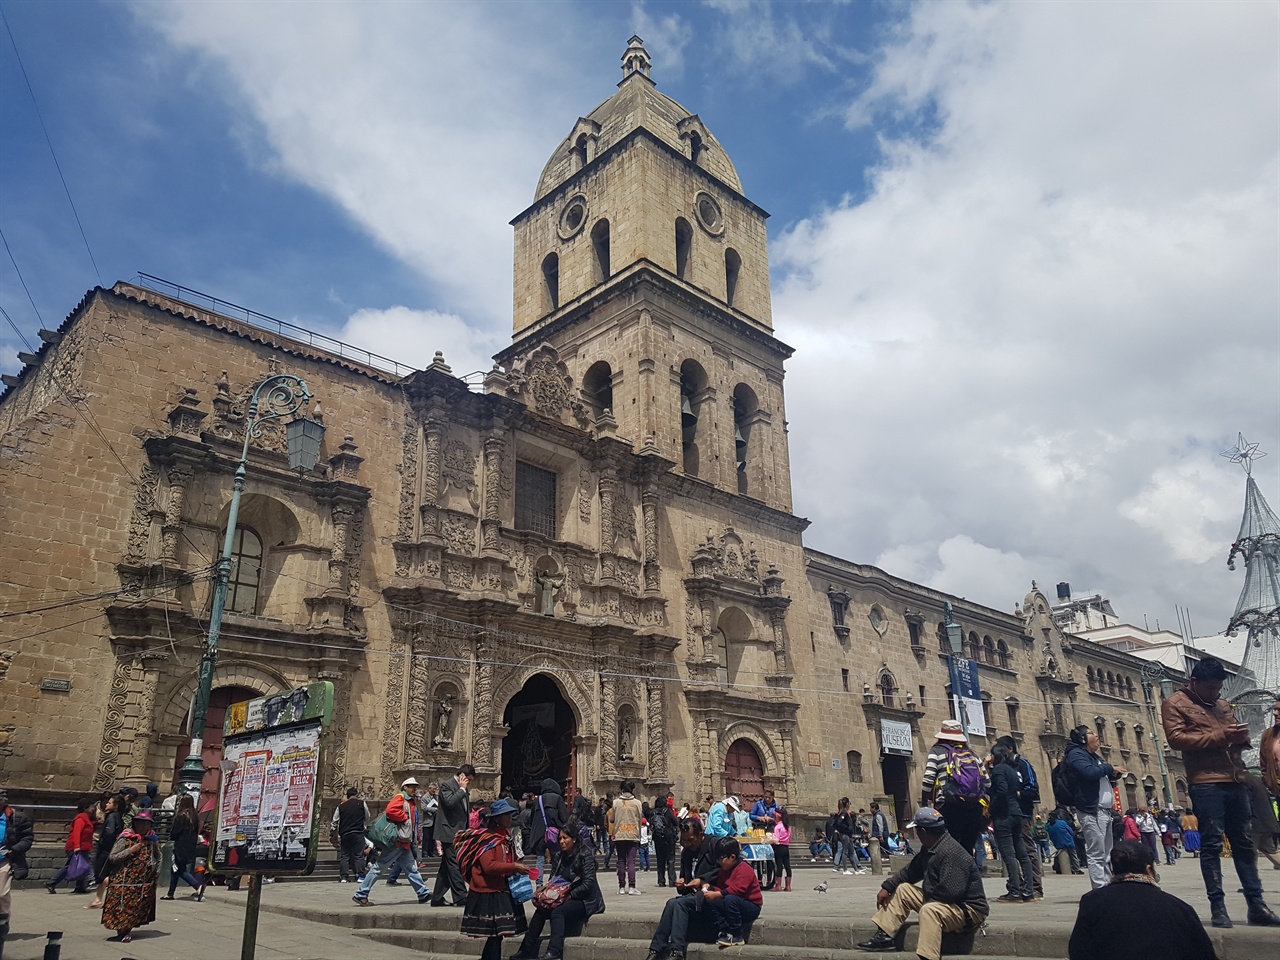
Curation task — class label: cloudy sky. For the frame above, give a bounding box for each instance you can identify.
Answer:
[2,1,1276,637]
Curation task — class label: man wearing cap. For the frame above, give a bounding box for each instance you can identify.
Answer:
[431,763,475,907]
[856,807,988,959]
[352,777,431,906]
[705,796,738,839]
[920,721,988,856]
[1162,656,1280,928]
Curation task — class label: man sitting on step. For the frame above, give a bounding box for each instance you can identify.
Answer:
[857,807,989,960]
[643,817,722,960]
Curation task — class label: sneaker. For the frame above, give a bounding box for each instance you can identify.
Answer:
[833,867,842,873]
[387,880,401,886]
[352,895,371,906]
[418,893,431,904]
[339,878,348,883]
[855,930,898,951]
[620,886,628,895]
[996,894,1025,903]
[716,932,745,948]
[628,887,642,895]
[843,869,855,875]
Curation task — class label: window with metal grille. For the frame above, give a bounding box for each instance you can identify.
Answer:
[515,461,557,538]
[227,526,262,614]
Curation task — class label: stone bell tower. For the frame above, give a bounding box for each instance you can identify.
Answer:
[500,37,794,512]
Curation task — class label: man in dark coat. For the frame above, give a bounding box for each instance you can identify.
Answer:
[1,786,35,947]
[429,763,474,906]
[856,807,989,960]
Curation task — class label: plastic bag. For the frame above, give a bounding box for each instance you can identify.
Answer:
[66,852,92,881]
[508,873,534,903]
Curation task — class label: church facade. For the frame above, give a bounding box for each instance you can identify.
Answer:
[0,39,1182,824]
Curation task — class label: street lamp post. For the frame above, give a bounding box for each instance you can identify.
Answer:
[942,602,970,741]
[1140,661,1174,809]
[177,374,324,798]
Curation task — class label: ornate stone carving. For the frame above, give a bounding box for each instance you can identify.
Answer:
[600,666,617,772]
[380,642,408,793]
[612,484,637,545]
[442,437,476,495]
[406,648,429,763]
[483,436,503,521]
[433,692,457,750]
[166,387,206,437]
[422,423,443,508]
[647,681,668,779]
[445,559,472,590]
[642,486,660,590]
[578,464,594,524]
[93,657,133,790]
[443,515,476,555]
[473,640,495,767]
[397,422,420,540]
[125,464,159,562]
[346,511,365,599]
[134,653,168,743]
[0,649,12,681]
[161,467,192,562]
[527,351,573,418]
[327,674,352,791]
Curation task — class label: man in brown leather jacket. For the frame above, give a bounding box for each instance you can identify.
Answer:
[1161,657,1279,928]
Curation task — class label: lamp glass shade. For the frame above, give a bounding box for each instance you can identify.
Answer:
[945,622,964,656]
[287,417,325,472]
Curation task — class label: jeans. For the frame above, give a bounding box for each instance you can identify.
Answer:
[809,842,831,859]
[615,839,639,887]
[519,898,588,957]
[167,857,200,896]
[833,837,858,870]
[47,852,90,893]
[1036,840,1052,862]
[357,845,428,899]
[993,815,1034,898]
[655,835,678,886]
[706,892,760,937]
[639,843,650,870]
[1189,782,1264,909]
[338,833,367,881]
[1078,809,1114,890]
[648,893,715,953]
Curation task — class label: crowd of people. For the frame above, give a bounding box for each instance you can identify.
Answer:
[2,659,1279,960]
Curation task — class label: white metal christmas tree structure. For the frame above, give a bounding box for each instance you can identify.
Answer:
[1221,435,1280,761]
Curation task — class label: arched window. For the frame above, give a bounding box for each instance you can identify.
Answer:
[731,383,758,495]
[717,607,753,687]
[966,631,981,661]
[675,217,693,281]
[879,671,896,708]
[679,360,709,478]
[712,629,729,685]
[996,639,1010,669]
[847,750,863,784]
[688,131,704,166]
[227,526,263,615]
[1087,666,1096,690]
[582,360,613,422]
[1124,677,1135,700]
[1106,672,1117,696]
[541,253,559,313]
[574,134,589,171]
[1006,697,1021,732]
[982,635,996,666]
[591,219,610,283]
[725,248,741,307]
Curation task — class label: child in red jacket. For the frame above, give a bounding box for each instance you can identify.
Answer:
[703,837,762,947]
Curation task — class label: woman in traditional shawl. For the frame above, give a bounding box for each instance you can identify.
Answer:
[458,797,530,960]
[101,807,160,943]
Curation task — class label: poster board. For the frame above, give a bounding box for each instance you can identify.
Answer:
[212,681,332,875]
[951,657,987,738]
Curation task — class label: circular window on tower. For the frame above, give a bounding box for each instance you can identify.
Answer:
[558,195,589,240]
[694,191,724,235]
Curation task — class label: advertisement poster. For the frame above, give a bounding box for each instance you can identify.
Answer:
[951,657,987,738]
[211,681,332,875]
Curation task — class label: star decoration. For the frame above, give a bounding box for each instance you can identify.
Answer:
[1221,432,1266,475]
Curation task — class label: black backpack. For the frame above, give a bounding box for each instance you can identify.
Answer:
[1016,756,1041,804]
[1051,759,1074,809]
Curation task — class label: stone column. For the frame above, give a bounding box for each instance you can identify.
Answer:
[380,627,409,793]
[329,504,352,594]
[397,421,420,542]
[598,470,616,581]
[161,467,192,562]
[642,484,661,592]
[405,637,430,763]
[134,651,170,744]
[472,636,495,767]
[422,421,443,509]
[481,435,503,552]
[600,665,617,774]
[94,657,135,791]
[646,680,668,779]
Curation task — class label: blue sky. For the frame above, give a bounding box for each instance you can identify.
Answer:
[2,1,1277,642]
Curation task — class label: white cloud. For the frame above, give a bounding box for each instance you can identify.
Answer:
[631,3,693,80]
[780,1,1278,628]
[338,305,501,381]
[137,1,611,334]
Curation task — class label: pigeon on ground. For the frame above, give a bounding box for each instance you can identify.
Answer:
[814,880,828,893]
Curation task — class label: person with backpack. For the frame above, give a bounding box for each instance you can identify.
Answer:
[1063,725,1124,890]
[352,778,431,906]
[996,735,1043,898]
[651,795,678,888]
[920,720,989,857]
[988,743,1035,903]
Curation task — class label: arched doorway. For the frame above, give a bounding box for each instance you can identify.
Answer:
[502,674,577,796]
[724,739,765,805]
[171,685,260,806]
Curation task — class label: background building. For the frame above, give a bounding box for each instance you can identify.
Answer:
[0,39,1179,827]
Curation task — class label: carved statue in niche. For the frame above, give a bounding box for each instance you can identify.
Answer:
[535,569,564,616]
[618,715,635,762]
[433,693,456,749]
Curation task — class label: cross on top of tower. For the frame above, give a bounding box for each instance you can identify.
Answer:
[622,35,651,80]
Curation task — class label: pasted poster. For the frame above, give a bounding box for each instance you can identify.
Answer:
[952,657,987,739]
[212,720,322,873]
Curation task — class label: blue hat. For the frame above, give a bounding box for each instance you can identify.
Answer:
[487,797,518,817]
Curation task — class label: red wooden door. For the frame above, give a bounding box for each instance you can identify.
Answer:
[724,739,764,806]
